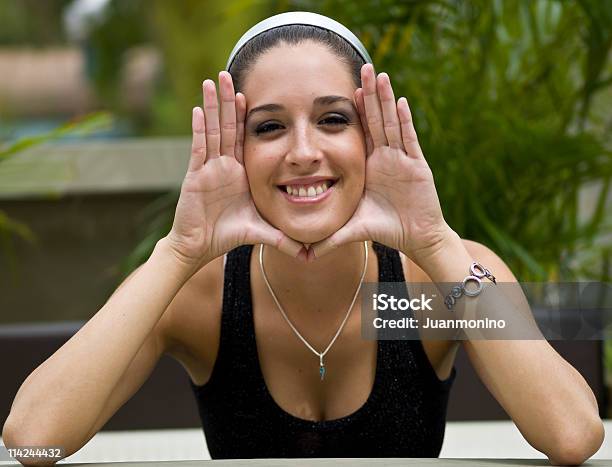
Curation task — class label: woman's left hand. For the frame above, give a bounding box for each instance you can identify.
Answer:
[308,64,454,266]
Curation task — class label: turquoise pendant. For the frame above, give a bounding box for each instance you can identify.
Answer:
[319,355,325,381]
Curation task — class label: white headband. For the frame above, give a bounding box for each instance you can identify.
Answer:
[225,11,373,71]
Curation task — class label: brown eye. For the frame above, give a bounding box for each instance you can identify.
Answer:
[255,122,284,135]
[320,114,349,126]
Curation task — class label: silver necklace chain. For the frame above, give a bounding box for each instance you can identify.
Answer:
[258,241,368,381]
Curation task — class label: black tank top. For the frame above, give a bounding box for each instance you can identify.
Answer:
[189,242,456,459]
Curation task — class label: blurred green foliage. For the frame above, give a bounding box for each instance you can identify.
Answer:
[84,1,151,106]
[82,0,275,134]
[0,0,71,45]
[0,112,113,274]
[145,0,275,134]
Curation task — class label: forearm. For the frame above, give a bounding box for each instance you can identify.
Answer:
[412,230,604,464]
[464,340,602,463]
[4,237,196,445]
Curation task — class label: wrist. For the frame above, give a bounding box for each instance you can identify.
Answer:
[411,228,474,283]
[153,236,208,282]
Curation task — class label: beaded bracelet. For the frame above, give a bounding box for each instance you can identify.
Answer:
[444,262,497,311]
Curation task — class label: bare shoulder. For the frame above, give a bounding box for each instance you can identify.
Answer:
[161,254,225,385]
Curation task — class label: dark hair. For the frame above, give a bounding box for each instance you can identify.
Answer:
[228,24,365,93]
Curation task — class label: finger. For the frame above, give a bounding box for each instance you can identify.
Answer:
[218,71,237,158]
[202,79,221,158]
[397,97,424,159]
[354,88,373,155]
[250,225,308,263]
[234,92,246,165]
[361,64,388,148]
[377,73,402,149]
[189,107,206,171]
[309,223,367,262]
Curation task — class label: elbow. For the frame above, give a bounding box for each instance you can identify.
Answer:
[2,414,20,452]
[2,414,68,466]
[547,417,605,466]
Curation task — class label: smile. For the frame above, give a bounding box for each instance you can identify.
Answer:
[277,179,337,204]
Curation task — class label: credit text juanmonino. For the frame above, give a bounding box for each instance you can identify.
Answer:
[371,293,506,329]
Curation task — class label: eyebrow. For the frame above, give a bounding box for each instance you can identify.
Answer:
[246,95,356,120]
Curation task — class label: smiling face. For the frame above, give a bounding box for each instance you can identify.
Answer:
[241,40,366,244]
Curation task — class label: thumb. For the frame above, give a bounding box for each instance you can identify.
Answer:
[309,222,367,262]
[246,222,308,262]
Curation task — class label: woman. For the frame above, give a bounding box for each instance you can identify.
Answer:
[3,11,603,464]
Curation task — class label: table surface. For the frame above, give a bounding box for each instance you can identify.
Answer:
[47,460,609,466]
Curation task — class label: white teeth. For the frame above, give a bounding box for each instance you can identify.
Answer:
[284,180,335,198]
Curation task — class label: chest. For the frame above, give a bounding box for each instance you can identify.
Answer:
[179,246,457,423]
[251,294,378,422]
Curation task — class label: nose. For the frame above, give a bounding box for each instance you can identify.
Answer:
[285,123,322,168]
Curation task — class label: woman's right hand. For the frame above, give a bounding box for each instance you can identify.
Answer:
[166,71,307,270]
